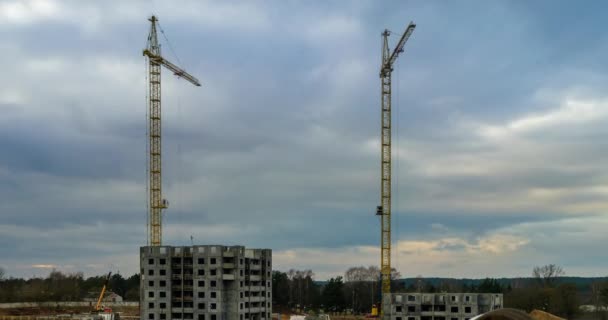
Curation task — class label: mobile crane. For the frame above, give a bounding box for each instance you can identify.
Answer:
[88,272,119,320]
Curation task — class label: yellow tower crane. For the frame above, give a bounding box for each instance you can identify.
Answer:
[144,16,201,246]
[376,21,415,320]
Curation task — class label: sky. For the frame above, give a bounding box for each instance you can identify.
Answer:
[1,0,608,280]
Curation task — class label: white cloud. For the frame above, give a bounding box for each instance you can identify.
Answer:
[0,89,27,105]
[478,97,608,141]
[364,89,608,218]
[0,0,271,34]
[156,1,270,31]
[0,0,62,25]
[475,234,529,254]
[31,264,57,269]
[274,233,529,279]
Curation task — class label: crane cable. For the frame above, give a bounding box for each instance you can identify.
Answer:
[395,61,401,278]
[176,88,185,239]
[157,21,185,70]
[157,21,187,243]
[163,88,185,240]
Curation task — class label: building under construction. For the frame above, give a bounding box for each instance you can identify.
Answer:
[389,293,503,320]
[140,245,272,320]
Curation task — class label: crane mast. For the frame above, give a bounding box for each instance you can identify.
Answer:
[376,22,415,320]
[144,16,201,246]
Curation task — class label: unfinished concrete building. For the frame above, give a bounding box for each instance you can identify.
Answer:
[389,293,503,320]
[140,245,272,320]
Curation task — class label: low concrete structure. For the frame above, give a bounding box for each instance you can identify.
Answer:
[140,245,272,320]
[0,302,138,309]
[390,293,503,320]
[84,292,123,303]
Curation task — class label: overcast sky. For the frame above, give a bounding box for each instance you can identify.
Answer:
[1,0,608,280]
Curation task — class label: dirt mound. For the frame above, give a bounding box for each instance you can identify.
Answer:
[529,310,565,320]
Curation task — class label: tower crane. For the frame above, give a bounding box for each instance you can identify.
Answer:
[144,16,201,246]
[375,21,415,320]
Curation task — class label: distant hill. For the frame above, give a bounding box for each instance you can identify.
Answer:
[397,277,608,290]
[316,277,608,290]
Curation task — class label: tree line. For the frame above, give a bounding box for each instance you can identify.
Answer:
[271,264,608,319]
[272,266,402,313]
[4,264,608,319]
[0,268,140,302]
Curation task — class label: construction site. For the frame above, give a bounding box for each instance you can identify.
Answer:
[134,15,547,320]
[2,2,607,320]
[138,14,415,320]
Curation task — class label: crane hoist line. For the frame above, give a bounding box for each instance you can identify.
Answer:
[375,21,415,320]
[144,15,201,247]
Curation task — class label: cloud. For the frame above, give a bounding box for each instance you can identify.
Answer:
[477,96,608,141]
[31,264,57,269]
[397,234,529,256]
[0,0,271,36]
[304,15,363,43]
[2,1,608,280]
[430,223,448,232]
[0,0,62,25]
[273,233,530,279]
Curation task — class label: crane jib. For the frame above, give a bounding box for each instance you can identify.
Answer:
[143,50,201,87]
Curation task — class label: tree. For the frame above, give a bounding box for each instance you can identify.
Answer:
[504,266,580,317]
[43,270,83,301]
[390,268,405,292]
[345,267,368,282]
[533,264,565,288]
[23,278,46,302]
[109,273,127,298]
[344,267,371,313]
[552,283,579,319]
[124,273,140,301]
[276,269,321,309]
[0,271,141,303]
[415,275,423,292]
[436,279,462,293]
[272,271,289,306]
[478,278,503,293]
[322,276,345,311]
[82,274,107,296]
[505,287,541,312]
[342,266,386,313]
[0,267,5,281]
[600,283,608,307]
[367,266,381,306]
